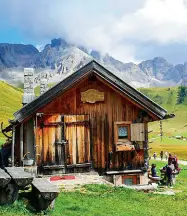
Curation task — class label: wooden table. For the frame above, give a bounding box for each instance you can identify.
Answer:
[5,167,34,188]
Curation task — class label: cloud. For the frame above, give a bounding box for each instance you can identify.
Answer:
[1,0,187,63]
[114,0,187,44]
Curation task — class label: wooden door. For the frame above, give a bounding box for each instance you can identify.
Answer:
[36,114,65,167]
[64,115,90,165]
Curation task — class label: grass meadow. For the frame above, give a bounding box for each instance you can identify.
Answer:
[0,81,23,143]
[140,87,187,160]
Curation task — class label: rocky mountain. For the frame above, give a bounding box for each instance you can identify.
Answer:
[0,38,187,88]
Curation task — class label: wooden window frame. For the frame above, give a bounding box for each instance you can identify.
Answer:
[114,121,132,144]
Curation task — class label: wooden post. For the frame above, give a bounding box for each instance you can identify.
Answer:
[11,125,15,167]
[33,116,37,166]
[144,123,149,169]
[160,121,163,142]
[20,123,23,165]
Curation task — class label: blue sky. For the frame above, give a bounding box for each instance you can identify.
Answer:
[1,0,187,64]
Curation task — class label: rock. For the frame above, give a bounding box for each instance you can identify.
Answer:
[120,183,158,191]
[154,190,175,195]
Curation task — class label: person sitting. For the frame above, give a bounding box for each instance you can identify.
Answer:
[148,164,160,184]
[151,164,159,177]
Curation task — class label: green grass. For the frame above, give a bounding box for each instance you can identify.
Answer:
[0,160,187,216]
[139,87,187,136]
[1,168,187,216]
[0,81,23,143]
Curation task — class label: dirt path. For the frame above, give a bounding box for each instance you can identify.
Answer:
[151,157,187,166]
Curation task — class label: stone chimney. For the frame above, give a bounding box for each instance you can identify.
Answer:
[40,78,48,95]
[22,68,35,106]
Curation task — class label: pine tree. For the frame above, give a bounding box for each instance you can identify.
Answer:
[177,86,187,104]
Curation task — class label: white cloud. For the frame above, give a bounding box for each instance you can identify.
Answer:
[116,0,187,44]
[1,0,187,63]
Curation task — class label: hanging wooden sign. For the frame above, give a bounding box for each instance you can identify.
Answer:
[81,89,104,103]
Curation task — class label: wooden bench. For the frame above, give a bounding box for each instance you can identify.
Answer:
[31,178,59,210]
[0,167,34,205]
[0,168,16,205]
[1,167,59,209]
[148,175,161,184]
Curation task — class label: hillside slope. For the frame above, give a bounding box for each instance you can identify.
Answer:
[0,81,22,143]
[140,86,187,136]
[140,87,187,159]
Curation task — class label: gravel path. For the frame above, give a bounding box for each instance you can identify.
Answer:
[151,157,187,166]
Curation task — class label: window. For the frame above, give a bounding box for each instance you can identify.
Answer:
[114,121,131,145]
[123,175,137,185]
[118,126,128,139]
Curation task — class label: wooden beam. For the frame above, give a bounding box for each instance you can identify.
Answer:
[11,125,15,167]
[33,116,37,166]
[20,123,23,164]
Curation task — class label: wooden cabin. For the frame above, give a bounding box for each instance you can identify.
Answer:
[2,60,172,185]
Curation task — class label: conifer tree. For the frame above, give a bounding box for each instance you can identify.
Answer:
[177,86,187,104]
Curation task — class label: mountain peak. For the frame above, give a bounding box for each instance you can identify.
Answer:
[90,50,101,61]
[51,38,67,48]
[153,57,167,63]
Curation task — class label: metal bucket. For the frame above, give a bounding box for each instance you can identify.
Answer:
[23,159,34,166]
[23,152,34,166]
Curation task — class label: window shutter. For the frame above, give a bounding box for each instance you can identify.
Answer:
[130,123,145,141]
